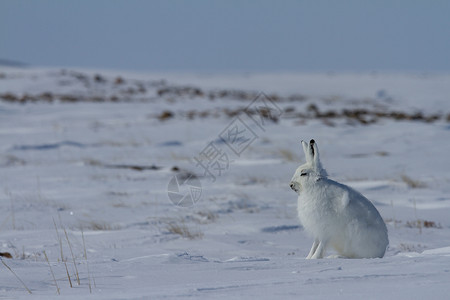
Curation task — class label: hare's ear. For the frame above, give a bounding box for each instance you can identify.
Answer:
[302,140,313,163]
[308,139,328,178]
[310,139,319,164]
[310,139,324,171]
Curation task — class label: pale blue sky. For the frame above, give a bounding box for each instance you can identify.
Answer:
[1,0,449,72]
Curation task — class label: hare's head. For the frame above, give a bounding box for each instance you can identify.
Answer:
[290,139,328,194]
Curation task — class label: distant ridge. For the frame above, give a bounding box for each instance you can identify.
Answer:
[0,58,29,68]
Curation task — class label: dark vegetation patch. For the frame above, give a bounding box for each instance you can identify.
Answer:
[85,159,161,171]
[157,110,174,121]
[0,154,26,167]
[1,69,448,125]
[170,166,199,181]
[153,105,446,125]
[406,220,442,229]
[385,218,443,230]
[104,164,161,171]
[0,252,13,259]
[303,104,442,125]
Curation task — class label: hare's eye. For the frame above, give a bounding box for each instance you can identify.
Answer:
[300,172,307,176]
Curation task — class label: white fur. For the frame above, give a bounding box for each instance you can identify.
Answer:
[290,140,388,259]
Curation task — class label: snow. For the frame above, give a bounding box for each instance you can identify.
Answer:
[1,67,450,299]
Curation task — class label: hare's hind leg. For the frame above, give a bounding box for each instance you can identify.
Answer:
[306,239,319,259]
[310,240,327,259]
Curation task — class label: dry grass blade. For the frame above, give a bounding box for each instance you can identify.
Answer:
[53,218,64,262]
[53,218,73,288]
[81,229,94,292]
[44,251,60,295]
[63,227,80,285]
[64,261,72,288]
[1,258,32,294]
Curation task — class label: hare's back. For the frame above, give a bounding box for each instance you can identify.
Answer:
[329,180,385,225]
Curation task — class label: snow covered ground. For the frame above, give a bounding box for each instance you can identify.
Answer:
[1,68,450,299]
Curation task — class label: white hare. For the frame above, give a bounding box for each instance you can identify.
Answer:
[290,139,388,259]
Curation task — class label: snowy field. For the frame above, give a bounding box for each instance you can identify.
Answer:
[1,68,450,299]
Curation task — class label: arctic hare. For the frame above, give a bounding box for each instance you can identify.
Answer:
[290,140,388,259]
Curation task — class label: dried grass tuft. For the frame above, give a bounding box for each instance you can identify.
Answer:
[401,175,426,188]
[166,223,203,240]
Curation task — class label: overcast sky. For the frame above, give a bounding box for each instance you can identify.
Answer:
[1,0,449,72]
